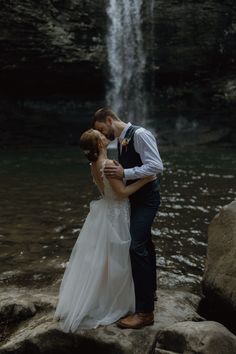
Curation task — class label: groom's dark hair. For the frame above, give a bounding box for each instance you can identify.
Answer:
[92,107,120,127]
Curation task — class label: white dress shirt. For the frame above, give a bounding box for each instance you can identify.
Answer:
[118,123,164,180]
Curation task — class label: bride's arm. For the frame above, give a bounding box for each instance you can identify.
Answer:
[105,160,156,198]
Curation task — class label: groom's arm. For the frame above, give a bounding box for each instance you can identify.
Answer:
[103,128,163,180]
[124,128,163,180]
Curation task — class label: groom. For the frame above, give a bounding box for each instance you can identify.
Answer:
[92,107,163,329]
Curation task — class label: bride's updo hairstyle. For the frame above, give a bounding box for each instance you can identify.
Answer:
[79,129,100,162]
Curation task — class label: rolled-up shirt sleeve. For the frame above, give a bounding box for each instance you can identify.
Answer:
[124,128,164,180]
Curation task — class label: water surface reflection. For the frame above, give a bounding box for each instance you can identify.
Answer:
[0,145,235,293]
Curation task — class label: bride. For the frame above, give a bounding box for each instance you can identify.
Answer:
[54,129,156,332]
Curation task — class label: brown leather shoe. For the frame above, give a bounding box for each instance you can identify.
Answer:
[116,312,154,329]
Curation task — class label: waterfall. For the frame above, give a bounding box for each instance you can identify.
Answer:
[106,0,147,122]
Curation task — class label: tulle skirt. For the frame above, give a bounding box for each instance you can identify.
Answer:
[54,197,135,332]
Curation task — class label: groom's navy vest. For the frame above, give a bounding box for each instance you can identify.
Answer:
[118,125,160,201]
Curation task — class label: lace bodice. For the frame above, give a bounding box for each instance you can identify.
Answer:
[101,159,119,200]
[91,159,130,229]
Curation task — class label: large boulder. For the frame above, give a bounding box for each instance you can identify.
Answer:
[200,201,236,333]
[155,321,236,354]
[202,201,236,310]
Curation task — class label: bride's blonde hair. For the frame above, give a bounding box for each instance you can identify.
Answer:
[79,129,100,162]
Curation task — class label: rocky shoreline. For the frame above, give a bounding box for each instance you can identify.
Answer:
[0,288,235,353]
[0,286,207,353]
[0,201,236,353]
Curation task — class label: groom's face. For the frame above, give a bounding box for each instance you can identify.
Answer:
[94,117,115,141]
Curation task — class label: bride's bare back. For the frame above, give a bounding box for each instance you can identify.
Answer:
[90,158,156,199]
[90,158,107,195]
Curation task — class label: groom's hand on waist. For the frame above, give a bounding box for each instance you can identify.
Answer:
[103,160,124,180]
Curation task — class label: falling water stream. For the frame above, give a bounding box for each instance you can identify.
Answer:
[106,0,147,121]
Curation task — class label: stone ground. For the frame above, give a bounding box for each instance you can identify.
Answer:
[0,284,202,354]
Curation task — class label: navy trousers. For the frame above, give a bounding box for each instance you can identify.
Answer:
[129,182,160,313]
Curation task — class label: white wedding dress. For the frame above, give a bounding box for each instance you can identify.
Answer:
[54,161,135,332]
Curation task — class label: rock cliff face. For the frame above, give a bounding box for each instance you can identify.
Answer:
[144,0,236,80]
[142,0,236,129]
[0,0,107,96]
[0,0,235,97]
[0,0,235,145]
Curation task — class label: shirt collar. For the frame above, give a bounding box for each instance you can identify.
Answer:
[118,122,132,142]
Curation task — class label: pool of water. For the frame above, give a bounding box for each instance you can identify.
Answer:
[0,144,235,294]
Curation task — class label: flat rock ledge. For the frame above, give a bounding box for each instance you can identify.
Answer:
[0,286,235,354]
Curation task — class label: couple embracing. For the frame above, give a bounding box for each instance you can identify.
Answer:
[54,107,164,331]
